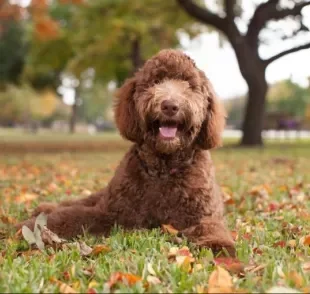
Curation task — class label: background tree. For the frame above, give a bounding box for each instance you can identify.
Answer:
[25,0,202,132]
[66,0,203,85]
[268,79,309,119]
[177,0,310,146]
[0,1,27,87]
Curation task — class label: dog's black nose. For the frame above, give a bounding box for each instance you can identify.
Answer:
[161,100,179,117]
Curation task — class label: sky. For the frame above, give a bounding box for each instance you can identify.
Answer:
[184,31,310,99]
[16,0,310,102]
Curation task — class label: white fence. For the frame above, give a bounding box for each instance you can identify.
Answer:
[223,129,310,139]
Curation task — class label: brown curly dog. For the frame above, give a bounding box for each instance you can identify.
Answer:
[17,49,235,256]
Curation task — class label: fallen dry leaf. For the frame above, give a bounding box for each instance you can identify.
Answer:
[167,246,195,272]
[214,257,245,275]
[245,264,266,274]
[287,271,304,288]
[266,286,301,293]
[208,266,234,293]
[196,285,207,293]
[273,240,286,248]
[0,214,17,225]
[105,272,142,289]
[146,275,161,285]
[41,226,66,246]
[302,261,310,273]
[50,277,77,294]
[147,263,156,276]
[193,263,203,273]
[77,241,93,256]
[300,235,310,246]
[15,193,38,204]
[162,224,179,235]
[176,255,193,272]
[91,244,111,256]
[249,184,271,198]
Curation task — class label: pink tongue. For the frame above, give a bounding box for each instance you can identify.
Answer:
[159,127,177,138]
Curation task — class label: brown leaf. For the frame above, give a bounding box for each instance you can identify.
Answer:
[77,241,92,256]
[0,214,17,225]
[106,272,142,289]
[301,235,310,246]
[208,266,234,293]
[41,227,66,246]
[230,231,238,241]
[50,277,77,293]
[273,240,286,248]
[162,224,179,235]
[91,245,111,256]
[214,257,245,275]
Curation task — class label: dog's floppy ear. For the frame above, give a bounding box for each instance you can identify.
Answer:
[197,71,226,150]
[114,77,141,142]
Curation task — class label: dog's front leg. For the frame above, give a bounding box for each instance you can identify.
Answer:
[181,217,235,257]
[31,191,105,217]
[17,205,114,239]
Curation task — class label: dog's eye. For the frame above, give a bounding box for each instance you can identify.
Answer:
[154,79,160,85]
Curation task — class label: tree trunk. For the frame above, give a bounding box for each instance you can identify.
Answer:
[240,78,268,146]
[130,37,143,74]
[69,86,80,134]
[232,42,268,147]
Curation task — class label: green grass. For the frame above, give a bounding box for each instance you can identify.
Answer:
[0,135,310,293]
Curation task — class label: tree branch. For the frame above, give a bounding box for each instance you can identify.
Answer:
[264,42,310,65]
[176,0,227,34]
[247,0,310,47]
[224,0,236,22]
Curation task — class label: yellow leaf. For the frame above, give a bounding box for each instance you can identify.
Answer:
[50,277,77,294]
[176,255,192,272]
[15,193,38,204]
[196,285,207,293]
[208,266,233,293]
[88,280,99,289]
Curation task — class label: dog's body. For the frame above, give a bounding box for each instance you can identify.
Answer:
[17,49,235,255]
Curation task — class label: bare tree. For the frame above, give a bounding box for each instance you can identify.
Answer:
[177,0,310,146]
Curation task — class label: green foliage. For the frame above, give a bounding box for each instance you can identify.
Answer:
[78,82,114,123]
[267,80,310,119]
[65,0,203,83]
[0,20,28,85]
[225,79,310,128]
[0,84,62,125]
[224,96,246,128]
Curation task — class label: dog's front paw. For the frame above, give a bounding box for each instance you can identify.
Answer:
[31,203,57,217]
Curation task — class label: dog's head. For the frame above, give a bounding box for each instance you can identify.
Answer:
[114,49,226,154]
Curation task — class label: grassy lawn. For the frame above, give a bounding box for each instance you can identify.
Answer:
[0,135,310,293]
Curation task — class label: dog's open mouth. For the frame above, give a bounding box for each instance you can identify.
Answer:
[159,126,177,138]
[154,120,182,140]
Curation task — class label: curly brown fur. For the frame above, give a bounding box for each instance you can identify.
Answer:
[17,49,234,256]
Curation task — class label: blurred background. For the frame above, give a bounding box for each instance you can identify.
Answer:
[0,0,310,149]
